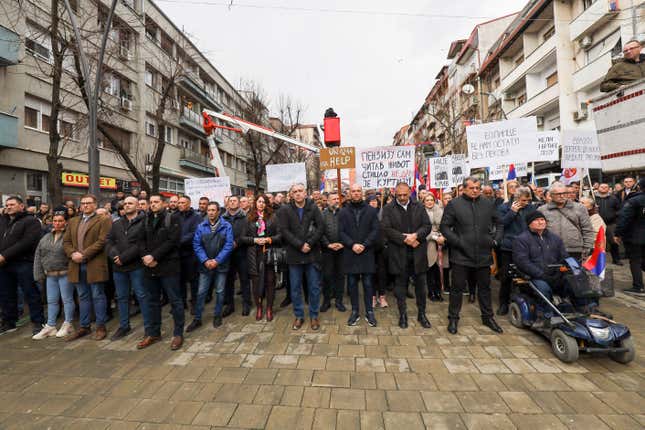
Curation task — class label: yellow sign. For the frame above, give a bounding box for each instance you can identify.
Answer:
[62,172,117,190]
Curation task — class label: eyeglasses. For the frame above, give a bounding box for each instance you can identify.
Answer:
[551,192,567,196]
[53,210,66,216]
[623,46,640,53]
[80,201,95,205]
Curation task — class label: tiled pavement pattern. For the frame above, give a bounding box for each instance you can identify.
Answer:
[0,265,643,429]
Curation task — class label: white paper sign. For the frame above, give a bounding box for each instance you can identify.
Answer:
[355,145,415,189]
[535,131,560,162]
[561,130,601,169]
[450,154,469,187]
[428,157,451,189]
[466,117,538,168]
[184,177,231,209]
[488,162,528,181]
[266,162,307,192]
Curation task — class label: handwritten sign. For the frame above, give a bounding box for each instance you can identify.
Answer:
[184,177,231,209]
[266,162,307,192]
[535,131,560,162]
[561,130,601,169]
[320,147,355,170]
[466,117,538,168]
[488,162,528,181]
[355,146,415,189]
[428,154,471,188]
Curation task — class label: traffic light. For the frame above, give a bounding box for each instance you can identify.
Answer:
[323,107,340,147]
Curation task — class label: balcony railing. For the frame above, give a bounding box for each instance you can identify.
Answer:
[179,108,206,135]
[572,50,614,92]
[0,25,19,66]
[501,36,556,91]
[569,0,619,42]
[507,82,559,118]
[179,148,215,173]
[0,111,18,148]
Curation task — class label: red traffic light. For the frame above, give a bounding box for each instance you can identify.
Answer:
[324,116,340,147]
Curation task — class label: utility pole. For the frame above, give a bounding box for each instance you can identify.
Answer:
[63,0,118,196]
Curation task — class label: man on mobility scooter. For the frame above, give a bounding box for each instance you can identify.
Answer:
[510,211,635,363]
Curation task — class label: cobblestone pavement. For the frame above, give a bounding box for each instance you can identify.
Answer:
[0,264,643,430]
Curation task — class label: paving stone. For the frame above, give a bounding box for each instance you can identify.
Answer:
[421,391,464,413]
[470,374,507,392]
[330,388,366,410]
[351,372,377,389]
[302,387,331,408]
[265,406,315,430]
[312,371,350,388]
[557,414,611,430]
[270,355,299,369]
[394,372,437,390]
[228,404,272,429]
[298,355,327,370]
[597,414,644,430]
[556,391,615,414]
[455,392,510,413]
[339,345,366,357]
[274,369,313,386]
[386,390,426,412]
[421,412,467,429]
[366,390,388,411]
[254,385,285,405]
[191,402,237,427]
[592,391,645,414]
[501,358,537,374]
[312,408,336,430]
[360,410,384,430]
[384,358,410,372]
[460,413,516,430]
[281,386,304,406]
[508,414,567,429]
[337,409,360,429]
[86,397,141,419]
[432,373,479,392]
[125,399,174,423]
[499,391,542,414]
[529,391,575,414]
[356,358,386,373]
[382,411,425,430]
[166,400,203,425]
[244,368,278,385]
[523,374,571,391]
[443,359,480,374]
[213,383,259,403]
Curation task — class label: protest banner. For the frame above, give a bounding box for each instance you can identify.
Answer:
[184,177,231,209]
[319,147,355,170]
[488,162,528,181]
[355,145,415,189]
[466,117,538,167]
[561,130,601,169]
[266,162,307,192]
[450,154,469,186]
[428,154,471,189]
[535,130,560,162]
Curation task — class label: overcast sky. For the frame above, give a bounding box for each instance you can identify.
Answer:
[157,0,519,148]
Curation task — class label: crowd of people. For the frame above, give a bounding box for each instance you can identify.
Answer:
[0,174,643,351]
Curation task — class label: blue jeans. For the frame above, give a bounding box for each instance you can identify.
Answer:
[74,264,107,327]
[195,270,227,320]
[113,269,148,330]
[46,275,75,326]
[289,263,321,319]
[145,275,184,337]
[347,274,374,314]
[0,262,44,325]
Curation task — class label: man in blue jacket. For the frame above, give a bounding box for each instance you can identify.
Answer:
[191,201,234,329]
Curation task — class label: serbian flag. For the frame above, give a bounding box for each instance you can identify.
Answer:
[583,226,607,280]
[319,173,325,192]
[507,164,517,180]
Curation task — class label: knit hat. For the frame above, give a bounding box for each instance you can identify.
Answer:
[525,211,546,225]
[366,195,378,203]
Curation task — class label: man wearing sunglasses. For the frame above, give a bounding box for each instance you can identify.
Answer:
[600,40,645,92]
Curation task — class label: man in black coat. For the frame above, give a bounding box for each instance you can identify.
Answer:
[177,196,202,310]
[106,196,149,340]
[339,184,379,327]
[277,183,324,331]
[595,183,622,265]
[440,176,504,335]
[320,192,346,313]
[615,178,645,294]
[222,196,252,316]
[381,182,432,329]
[137,194,184,351]
[0,196,45,335]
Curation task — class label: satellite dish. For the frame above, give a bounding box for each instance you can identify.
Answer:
[462,84,475,95]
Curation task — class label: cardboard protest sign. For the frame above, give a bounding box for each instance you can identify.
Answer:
[355,146,415,189]
[561,130,601,169]
[535,130,560,162]
[320,147,355,170]
[466,117,538,168]
[184,177,231,209]
[266,162,307,192]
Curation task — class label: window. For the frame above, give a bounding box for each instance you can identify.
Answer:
[145,120,157,137]
[164,126,173,144]
[159,177,184,193]
[145,20,158,41]
[60,121,74,139]
[546,71,558,87]
[25,38,51,63]
[144,68,154,87]
[586,31,621,64]
[543,26,555,42]
[514,55,524,66]
[26,173,43,192]
[517,93,527,105]
[41,114,51,132]
[24,107,38,128]
[583,0,598,9]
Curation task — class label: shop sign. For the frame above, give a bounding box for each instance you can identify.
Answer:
[61,172,117,190]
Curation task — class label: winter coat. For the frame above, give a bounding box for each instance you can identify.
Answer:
[63,214,112,283]
[512,229,569,280]
[440,195,503,268]
[595,193,620,225]
[177,208,202,258]
[106,213,146,272]
[498,201,537,252]
[33,230,68,281]
[615,192,645,245]
[537,201,595,254]
[0,211,41,264]
[320,207,341,247]
[600,54,645,92]
[240,213,282,277]
[140,210,181,278]
[381,199,432,275]
[338,201,379,274]
[277,199,324,266]
[193,217,234,274]
[222,209,250,250]
[425,205,448,268]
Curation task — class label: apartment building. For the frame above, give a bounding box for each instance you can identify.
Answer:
[0,0,254,204]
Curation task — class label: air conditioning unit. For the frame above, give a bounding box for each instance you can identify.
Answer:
[579,35,593,50]
[536,116,545,126]
[119,45,132,60]
[573,110,588,122]
[120,97,133,111]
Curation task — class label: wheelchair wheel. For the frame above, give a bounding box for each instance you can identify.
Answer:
[508,302,524,329]
[609,337,635,364]
[551,329,579,363]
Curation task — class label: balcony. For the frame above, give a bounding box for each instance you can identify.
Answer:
[508,82,559,118]
[0,112,17,148]
[501,36,556,92]
[179,148,214,174]
[487,88,502,108]
[0,26,19,66]
[569,0,620,42]
[177,72,221,111]
[179,107,206,136]
[573,50,614,92]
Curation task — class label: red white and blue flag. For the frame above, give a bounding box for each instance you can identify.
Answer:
[507,164,517,180]
[583,226,606,280]
[319,173,325,192]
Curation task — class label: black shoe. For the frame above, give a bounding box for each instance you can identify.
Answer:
[447,319,458,334]
[406,290,414,299]
[613,260,623,266]
[398,313,408,329]
[110,326,131,341]
[347,311,360,326]
[222,305,234,318]
[468,294,476,303]
[483,318,503,333]
[242,304,251,317]
[417,313,432,329]
[320,301,331,313]
[366,311,377,327]
[0,321,17,336]
[280,297,291,308]
[335,301,347,312]
[32,323,44,336]
[186,319,202,333]
[212,315,222,328]
[496,304,509,316]
[429,293,439,302]
[624,287,645,295]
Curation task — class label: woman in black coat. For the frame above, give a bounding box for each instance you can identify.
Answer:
[241,195,282,321]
